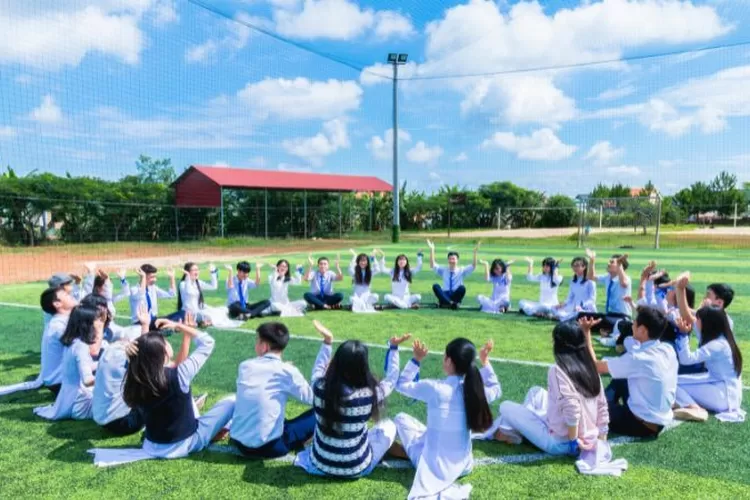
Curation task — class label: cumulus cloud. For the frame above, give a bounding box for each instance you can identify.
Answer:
[584,141,624,166]
[29,95,63,124]
[481,128,577,161]
[367,129,411,160]
[282,118,350,165]
[406,141,444,164]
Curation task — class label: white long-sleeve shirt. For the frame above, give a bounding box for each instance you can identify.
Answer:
[379,255,423,298]
[527,272,564,307]
[269,272,302,304]
[93,343,133,425]
[487,273,512,302]
[40,314,70,387]
[348,256,379,297]
[560,278,597,312]
[35,339,98,420]
[396,360,501,499]
[129,284,175,324]
[231,343,332,448]
[434,264,474,291]
[226,275,257,307]
[83,275,131,316]
[179,271,218,313]
[307,270,338,296]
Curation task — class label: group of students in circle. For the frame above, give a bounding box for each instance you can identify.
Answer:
[0,240,744,499]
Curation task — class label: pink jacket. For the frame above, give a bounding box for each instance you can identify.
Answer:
[546,365,609,446]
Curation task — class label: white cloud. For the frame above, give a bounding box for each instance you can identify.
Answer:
[428,171,441,182]
[185,12,266,63]
[29,95,62,124]
[212,161,230,167]
[373,11,415,40]
[367,128,411,160]
[238,78,362,121]
[584,141,624,166]
[185,40,218,63]
[453,152,468,162]
[282,118,350,165]
[152,0,178,25]
[0,126,15,139]
[607,165,641,176]
[360,61,418,86]
[593,84,636,102]
[481,128,577,161]
[275,0,374,40]
[406,141,444,164]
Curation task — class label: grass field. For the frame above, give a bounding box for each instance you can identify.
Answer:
[1,240,749,498]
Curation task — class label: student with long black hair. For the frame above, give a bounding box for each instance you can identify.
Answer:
[378,249,424,309]
[477,258,513,314]
[519,256,563,318]
[348,250,379,313]
[491,322,608,456]
[34,303,106,420]
[554,257,596,321]
[294,323,410,478]
[268,259,307,317]
[391,338,500,499]
[175,262,219,326]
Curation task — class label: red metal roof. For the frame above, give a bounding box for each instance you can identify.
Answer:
[175,165,392,193]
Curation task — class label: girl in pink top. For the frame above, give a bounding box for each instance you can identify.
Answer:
[490,321,609,456]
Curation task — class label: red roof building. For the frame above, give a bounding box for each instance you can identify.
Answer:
[173,165,392,208]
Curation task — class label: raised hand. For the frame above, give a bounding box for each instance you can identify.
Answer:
[412,339,429,362]
[256,262,264,269]
[70,273,82,284]
[136,304,151,326]
[426,239,435,250]
[479,339,494,366]
[676,318,693,335]
[389,333,412,346]
[585,248,596,260]
[224,264,233,272]
[349,248,357,256]
[136,267,146,277]
[125,340,139,358]
[97,268,109,281]
[577,316,601,335]
[479,259,489,266]
[183,311,197,328]
[166,268,175,279]
[208,263,217,273]
[523,256,533,264]
[308,253,314,266]
[117,268,127,281]
[84,262,96,274]
[312,320,334,345]
[155,318,179,331]
[674,272,690,289]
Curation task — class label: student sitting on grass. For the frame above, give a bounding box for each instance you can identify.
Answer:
[553,257,596,322]
[580,249,631,334]
[225,261,272,320]
[377,249,424,310]
[43,272,83,326]
[129,264,176,328]
[303,254,344,310]
[427,239,479,309]
[476,258,513,314]
[347,249,380,313]
[581,307,677,439]
[230,321,331,458]
[518,256,563,319]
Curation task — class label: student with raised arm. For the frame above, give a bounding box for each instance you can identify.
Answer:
[427,239,479,309]
[88,318,235,467]
[129,264,176,328]
[230,321,332,458]
[518,257,563,318]
[303,254,344,310]
[580,308,677,438]
[225,261,272,321]
[377,249,424,309]
[347,249,380,313]
[671,275,744,423]
[268,259,307,317]
[294,326,410,478]
[583,249,632,334]
[554,257,596,322]
[390,338,500,499]
[174,262,219,326]
[43,273,84,325]
[83,264,131,317]
[476,258,513,314]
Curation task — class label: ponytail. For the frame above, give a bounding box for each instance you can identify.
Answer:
[446,338,493,433]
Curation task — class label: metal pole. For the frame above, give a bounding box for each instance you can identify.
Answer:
[391,62,400,243]
[304,190,308,239]
[369,194,374,232]
[734,203,738,228]
[654,195,662,250]
[264,188,268,240]
[338,192,343,238]
[577,202,584,249]
[599,204,603,229]
[220,188,225,238]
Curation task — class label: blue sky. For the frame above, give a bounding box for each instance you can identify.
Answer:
[1,0,750,197]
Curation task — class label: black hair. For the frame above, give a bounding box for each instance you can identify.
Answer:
[542,257,559,288]
[570,257,588,284]
[40,287,64,316]
[614,320,634,346]
[552,322,602,399]
[611,254,629,271]
[60,304,107,346]
[80,293,112,327]
[317,256,329,265]
[707,283,734,309]
[684,285,696,309]
[257,322,290,351]
[445,338,493,432]
[318,340,381,435]
[392,254,412,283]
[353,253,372,285]
[490,259,508,278]
[236,261,251,274]
[276,259,292,282]
[653,273,671,288]
[635,306,669,340]
[177,262,204,311]
[141,264,158,274]
[696,307,742,377]
[93,274,108,294]
[447,251,460,259]
[123,332,169,407]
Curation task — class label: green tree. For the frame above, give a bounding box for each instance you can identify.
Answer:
[136,155,176,185]
[539,195,577,228]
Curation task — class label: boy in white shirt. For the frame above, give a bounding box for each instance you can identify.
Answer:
[303,255,344,310]
[225,261,271,320]
[128,263,176,328]
[230,321,332,458]
[39,286,78,395]
[581,306,678,438]
[583,249,632,334]
[427,239,479,309]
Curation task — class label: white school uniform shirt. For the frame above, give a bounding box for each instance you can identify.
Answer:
[35,339,98,420]
[83,275,131,316]
[40,313,70,387]
[226,275,258,306]
[676,335,743,415]
[379,255,423,298]
[269,271,302,304]
[93,343,132,425]
[434,264,475,292]
[179,271,219,313]
[129,284,176,324]
[597,274,632,317]
[605,340,678,426]
[348,257,378,296]
[308,270,338,296]
[231,343,332,448]
[396,360,501,500]
[488,273,512,302]
[693,313,734,345]
[527,273,564,307]
[561,278,597,312]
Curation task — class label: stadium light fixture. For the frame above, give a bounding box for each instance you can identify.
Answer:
[386,52,409,243]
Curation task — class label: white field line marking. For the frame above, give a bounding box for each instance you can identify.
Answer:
[1,301,748,390]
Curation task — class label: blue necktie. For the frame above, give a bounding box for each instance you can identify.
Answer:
[605,279,615,313]
[449,271,454,293]
[319,274,325,298]
[145,286,154,318]
[238,279,246,307]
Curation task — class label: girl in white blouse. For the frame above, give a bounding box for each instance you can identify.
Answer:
[269,259,307,317]
[176,262,219,326]
[477,258,513,314]
[377,249,423,309]
[519,256,563,319]
[348,250,380,313]
[390,338,501,500]
[554,257,597,321]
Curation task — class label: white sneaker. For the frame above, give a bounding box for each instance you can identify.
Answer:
[673,407,709,422]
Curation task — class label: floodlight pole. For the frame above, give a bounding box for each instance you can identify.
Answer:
[392,61,400,243]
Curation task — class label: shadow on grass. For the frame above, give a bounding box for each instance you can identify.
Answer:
[0,352,41,370]
[47,438,97,464]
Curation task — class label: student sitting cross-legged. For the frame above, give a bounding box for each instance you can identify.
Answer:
[229,321,331,458]
[225,261,272,321]
[303,254,344,310]
[427,239,479,309]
